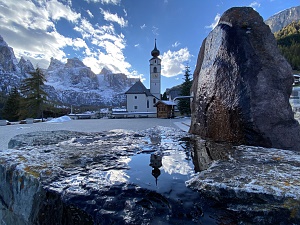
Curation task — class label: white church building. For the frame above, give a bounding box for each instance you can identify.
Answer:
[125,40,161,117]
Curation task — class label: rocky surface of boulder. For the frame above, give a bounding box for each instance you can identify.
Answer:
[188,138,300,223]
[190,7,300,151]
[1,128,215,225]
[1,128,300,224]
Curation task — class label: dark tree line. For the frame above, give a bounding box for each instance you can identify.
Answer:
[177,66,192,116]
[275,21,300,71]
[2,87,21,121]
[1,67,49,121]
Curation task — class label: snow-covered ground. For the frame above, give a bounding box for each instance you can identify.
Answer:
[46,115,72,123]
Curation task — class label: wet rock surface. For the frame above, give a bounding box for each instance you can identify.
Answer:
[1,127,300,224]
[0,127,229,225]
[190,7,300,151]
[188,138,300,224]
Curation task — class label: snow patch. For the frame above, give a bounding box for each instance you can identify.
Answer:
[46,116,72,123]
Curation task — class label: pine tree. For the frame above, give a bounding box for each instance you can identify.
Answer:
[2,87,21,121]
[0,91,8,120]
[177,66,192,116]
[19,67,48,119]
[161,92,168,100]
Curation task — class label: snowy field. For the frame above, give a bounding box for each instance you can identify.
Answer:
[0,117,190,150]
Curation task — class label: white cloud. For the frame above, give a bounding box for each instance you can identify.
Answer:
[46,0,80,22]
[0,0,80,68]
[205,13,220,30]
[249,1,261,10]
[128,70,145,82]
[140,24,146,29]
[74,20,131,74]
[83,46,131,75]
[172,41,180,48]
[72,38,88,50]
[134,43,140,47]
[0,0,133,76]
[101,0,121,4]
[84,0,120,4]
[161,48,191,77]
[123,8,127,17]
[152,26,159,36]
[86,9,94,18]
[74,18,95,38]
[84,0,98,3]
[100,8,128,27]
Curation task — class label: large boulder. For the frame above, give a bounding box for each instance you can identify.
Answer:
[190,7,300,151]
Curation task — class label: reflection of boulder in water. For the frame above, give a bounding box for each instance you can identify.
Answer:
[150,135,161,145]
[191,137,233,172]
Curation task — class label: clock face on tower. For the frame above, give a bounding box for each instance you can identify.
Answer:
[152,74,158,78]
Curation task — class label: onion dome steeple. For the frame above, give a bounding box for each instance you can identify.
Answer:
[151,39,160,58]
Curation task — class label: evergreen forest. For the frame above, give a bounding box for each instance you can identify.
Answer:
[275,20,300,72]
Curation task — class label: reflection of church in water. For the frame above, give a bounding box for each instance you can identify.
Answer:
[149,154,162,185]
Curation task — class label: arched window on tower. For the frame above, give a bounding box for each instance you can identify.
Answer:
[153,98,156,104]
[153,67,157,73]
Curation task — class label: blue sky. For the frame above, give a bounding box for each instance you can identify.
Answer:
[0,0,299,93]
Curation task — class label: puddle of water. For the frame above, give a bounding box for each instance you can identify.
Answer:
[45,130,236,224]
[128,153,195,197]
[124,145,224,224]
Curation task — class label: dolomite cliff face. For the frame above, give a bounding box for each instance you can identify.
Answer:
[190,7,300,151]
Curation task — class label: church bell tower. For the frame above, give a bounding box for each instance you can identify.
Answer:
[149,39,161,100]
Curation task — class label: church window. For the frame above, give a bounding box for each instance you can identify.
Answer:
[147,100,149,108]
[153,98,156,104]
[153,67,157,73]
[155,60,156,64]
[134,106,138,110]
[135,96,137,99]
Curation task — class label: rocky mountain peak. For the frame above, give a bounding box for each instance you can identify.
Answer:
[18,56,26,65]
[0,36,20,73]
[99,67,112,75]
[265,5,300,33]
[65,57,87,69]
[47,57,64,71]
[0,36,141,107]
[0,35,8,47]
[18,56,34,74]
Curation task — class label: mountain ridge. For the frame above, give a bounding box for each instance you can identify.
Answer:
[0,35,139,107]
[265,5,300,33]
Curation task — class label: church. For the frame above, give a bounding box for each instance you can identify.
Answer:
[125,40,162,117]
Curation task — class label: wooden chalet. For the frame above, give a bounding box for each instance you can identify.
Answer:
[154,100,177,118]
